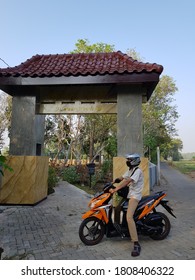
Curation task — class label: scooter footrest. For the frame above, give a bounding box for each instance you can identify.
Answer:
[113,223,126,238]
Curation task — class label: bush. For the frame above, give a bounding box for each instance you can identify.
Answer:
[76,164,88,185]
[62,166,80,184]
[0,155,13,176]
[48,166,59,194]
[89,160,113,189]
[100,160,113,181]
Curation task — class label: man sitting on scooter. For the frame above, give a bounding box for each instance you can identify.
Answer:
[109,153,144,257]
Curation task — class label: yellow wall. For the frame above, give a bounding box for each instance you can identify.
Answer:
[0,156,49,205]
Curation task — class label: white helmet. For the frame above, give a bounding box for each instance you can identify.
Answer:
[125,153,141,166]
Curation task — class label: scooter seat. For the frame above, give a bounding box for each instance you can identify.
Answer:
[138,191,165,208]
[121,191,165,210]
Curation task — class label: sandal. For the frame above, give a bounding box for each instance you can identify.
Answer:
[131,244,141,257]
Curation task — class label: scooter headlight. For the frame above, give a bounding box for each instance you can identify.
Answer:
[88,193,110,209]
[89,200,101,209]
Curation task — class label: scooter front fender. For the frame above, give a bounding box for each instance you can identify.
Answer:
[82,208,109,223]
[82,210,95,219]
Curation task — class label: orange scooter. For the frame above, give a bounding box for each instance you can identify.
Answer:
[79,183,176,246]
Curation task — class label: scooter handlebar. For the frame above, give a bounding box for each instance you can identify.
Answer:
[103,182,115,192]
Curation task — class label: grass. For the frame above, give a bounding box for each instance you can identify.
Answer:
[75,181,107,195]
[171,160,195,175]
[75,184,95,195]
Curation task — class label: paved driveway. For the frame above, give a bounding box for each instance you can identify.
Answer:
[0,162,195,260]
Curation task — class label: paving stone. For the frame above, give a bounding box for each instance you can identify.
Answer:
[0,170,195,260]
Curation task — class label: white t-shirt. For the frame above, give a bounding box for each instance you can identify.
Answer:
[122,167,144,201]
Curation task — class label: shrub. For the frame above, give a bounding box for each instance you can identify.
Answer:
[76,164,88,185]
[0,155,13,176]
[48,166,59,194]
[89,160,113,189]
[100,160,113,181]
[62,166,80,184]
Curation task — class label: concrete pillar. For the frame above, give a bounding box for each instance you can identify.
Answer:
[9,96,45,156]
[117,87,143,157]
[35,115,45,156]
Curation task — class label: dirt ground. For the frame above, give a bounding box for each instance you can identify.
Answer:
[188,171,195,182]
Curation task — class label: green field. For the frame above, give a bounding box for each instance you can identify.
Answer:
[171,160,195,175]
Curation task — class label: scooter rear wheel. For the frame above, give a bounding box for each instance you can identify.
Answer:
[79,217,105,246]
[149,212,171,240]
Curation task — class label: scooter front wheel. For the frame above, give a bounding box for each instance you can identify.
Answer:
[79,217,105,246]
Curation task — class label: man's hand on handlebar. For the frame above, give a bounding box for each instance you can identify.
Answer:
[113,178,122,184]
[109,188,116,194]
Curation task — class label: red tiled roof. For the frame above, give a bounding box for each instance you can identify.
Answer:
[0,51,163,78]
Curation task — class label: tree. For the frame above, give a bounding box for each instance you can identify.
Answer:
[44,114,86,164]
[82,114,117,162]
[104,135,117,159]
[126,48,144,61]
[70,39,115,54]
[162,138,183,161]
[142,75,180,161]
[44,115,71,162]
[0,91,12,149]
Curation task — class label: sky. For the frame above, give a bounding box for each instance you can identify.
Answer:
[0,0,194,153]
